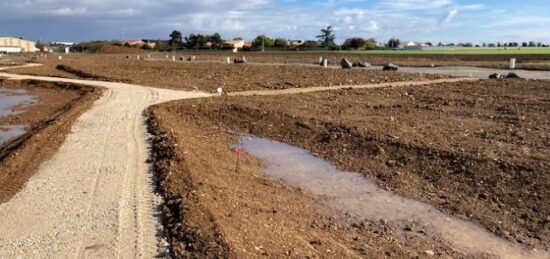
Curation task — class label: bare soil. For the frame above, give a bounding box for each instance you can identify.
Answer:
[149,78,549,257]
[148,107,466,258]
[154,52,550,71]
[7,55,450,92]
[0,78,102,203]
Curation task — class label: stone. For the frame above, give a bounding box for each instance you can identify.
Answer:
[353,61,371,68]
[423,250,435,256]
[506,72,520,79]
[383,63,399,71]
[341,58,353,69]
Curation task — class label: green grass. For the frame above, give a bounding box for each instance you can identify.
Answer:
[341,48,550,55]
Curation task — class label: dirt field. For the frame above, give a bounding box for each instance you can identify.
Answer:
[7,55,450,92]
[0,78,102,203]
[149,78,549,257]
[153,52,550,71]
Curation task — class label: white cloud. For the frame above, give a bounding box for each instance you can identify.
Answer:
[441,8,458,25]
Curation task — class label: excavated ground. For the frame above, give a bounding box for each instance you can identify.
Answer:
[7,55,451,92]
[0,78,102,203]
[149,78,549,257]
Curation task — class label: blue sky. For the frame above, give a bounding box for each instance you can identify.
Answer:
[1,0,549,44]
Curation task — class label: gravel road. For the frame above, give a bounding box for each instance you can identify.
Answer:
[0,69,209,258]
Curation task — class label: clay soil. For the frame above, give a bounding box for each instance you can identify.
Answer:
[149,78,549,257]
[7,55,450,92]
[0,78,102,203]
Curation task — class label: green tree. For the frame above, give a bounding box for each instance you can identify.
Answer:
[303,40,319,49]
[273,38,289,48]
[364,38,377,50]
[208,33,223,49]
[169,30,183,48]
[316,26,336,49]
[252,35,274,49]
[343,37,366,50]
[386,38,400,48]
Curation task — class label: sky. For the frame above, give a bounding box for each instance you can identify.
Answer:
[1,0,549,44]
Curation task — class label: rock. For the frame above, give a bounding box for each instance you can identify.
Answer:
[506,72,520,78]
[383,63,399,71]
[423,250,435,256]
[489,73,502,79]
[341,58,353,69]
[353,61,371,68]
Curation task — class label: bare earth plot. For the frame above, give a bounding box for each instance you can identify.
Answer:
[150,78,549,258]
[0,61,548,258]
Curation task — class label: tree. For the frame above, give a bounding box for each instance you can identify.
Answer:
[522,42,528,47]
[386,38,400,48]
[528,41,536,47]
[169,30,183,49]
[364,38,377,50]
[252,35,274,49]
[273,38,289,48]
[185,34,210,49]
[36,40,45,52]
[303,40,319,49]
[343,37,366,50]
[210,33,223,49]
[317,26,336,49]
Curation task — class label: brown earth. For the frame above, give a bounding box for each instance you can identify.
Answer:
[152,52,550,71]
[149,78,549,257]
[147,107,467,259]
[7,55,450,92]
[0,78,103,203]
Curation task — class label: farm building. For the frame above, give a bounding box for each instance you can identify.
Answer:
[0,37,38,53]
[399,41,428,50]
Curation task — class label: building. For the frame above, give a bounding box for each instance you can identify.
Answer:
[224,39,246,49]
[399,41,428,50]
[289,40,305,47]
[0,37,38,53]
[50,42,75,53]
[119,40,146,48]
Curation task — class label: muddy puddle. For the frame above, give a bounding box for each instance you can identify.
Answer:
[0,88,36,146]
[238,135,548,259]
[0,125,25,146]
[0,88,37,117]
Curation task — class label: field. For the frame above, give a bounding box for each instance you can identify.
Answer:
[149,78,549,257]
[6,55,450,91]
[1,53,549,258]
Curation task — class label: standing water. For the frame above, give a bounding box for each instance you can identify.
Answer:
[239,135,548,259]
[0,88,37,146]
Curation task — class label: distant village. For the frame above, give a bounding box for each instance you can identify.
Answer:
[1,27,549,54]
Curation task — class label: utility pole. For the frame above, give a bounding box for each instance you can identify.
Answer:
[262,34,265,52]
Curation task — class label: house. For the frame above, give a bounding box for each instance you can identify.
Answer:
[119,40,147,48]
[224,39,246,49]
[399,41,427,50]
[0,37,38,53]
[289,40,305,47]
[50,42,75,53]
[141,39,158,49]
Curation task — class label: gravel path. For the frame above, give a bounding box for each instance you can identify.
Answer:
[0,69,209,258]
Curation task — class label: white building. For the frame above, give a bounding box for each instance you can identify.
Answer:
[0,37,38,53]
